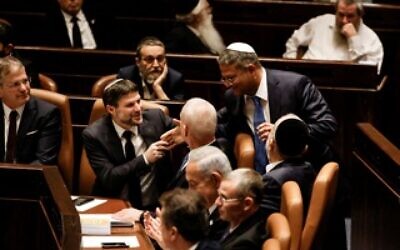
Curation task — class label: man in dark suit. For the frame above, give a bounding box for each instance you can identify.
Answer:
[0,56,61,164]
[118,37,184,100]
[261,113,316,217]
[151,188,221,250]
[185,145,231,241]
[166,0,225,55]
[216,168,267,249]
[42,0,115,49]
[217,42,337,174]
[82,79,175,210]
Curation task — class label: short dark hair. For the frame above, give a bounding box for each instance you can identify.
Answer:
[160,188,209,243]
[102,79,138,107]
[0,19,13,46]
[136,36,165,59]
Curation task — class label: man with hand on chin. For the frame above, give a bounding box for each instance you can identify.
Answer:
[118,36,185,100]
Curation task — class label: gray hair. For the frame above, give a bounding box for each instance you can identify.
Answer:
[0,56,24,86]
[223,168,263,204]
[336,0,364,16]
[189,145,232,177]
[180,98,217,142]
[218,49,261,70]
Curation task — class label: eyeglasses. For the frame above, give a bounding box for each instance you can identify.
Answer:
[4,77,31,89]
[141,55,166,64]
[217,193,242,204]
[221,75,237,85]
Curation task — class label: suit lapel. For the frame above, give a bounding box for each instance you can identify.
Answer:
[266,69,281,122]
[103,116,126,162]
[16,98,36,152]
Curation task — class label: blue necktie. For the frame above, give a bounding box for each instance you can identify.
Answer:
[252,96,267,174]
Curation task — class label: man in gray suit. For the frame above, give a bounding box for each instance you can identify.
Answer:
[82,79,175,210]
[0,56,61,164]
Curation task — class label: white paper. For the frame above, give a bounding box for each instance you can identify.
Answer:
[70,196,107,212]
[81,235,139,248]
[80,214,111,235]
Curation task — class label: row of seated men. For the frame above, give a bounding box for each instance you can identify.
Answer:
[1,0,384,73]
[0,40,345,249]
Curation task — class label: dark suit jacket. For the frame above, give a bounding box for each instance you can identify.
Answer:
[0,97,61,165]
[164,23,212,54]
[217,68,338,170]
[42,5,116,49]
[261,160,316,217]
[82,109,175,209]
[221,210,267,250]
[117,65,185,100]
[196,239,222,250]
[209,208,229,241]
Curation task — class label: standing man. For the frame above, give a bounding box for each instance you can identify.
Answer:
[43,0,114,49]
[118,37,184,100]
[82,79,174,210]
[283,0,383,72]
[0,56,61,164]
[217,42,337,174]
[166,0,225,55]
[216,168,267,249]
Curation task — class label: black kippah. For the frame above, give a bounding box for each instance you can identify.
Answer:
[275,118,309,158]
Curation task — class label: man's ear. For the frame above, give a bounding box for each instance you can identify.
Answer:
[210,172,223,187]
[4,43,14,56]
[243,196,255,212]
[105,104,115,115]
[169,226,179,241]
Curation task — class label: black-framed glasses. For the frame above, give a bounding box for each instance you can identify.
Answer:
[217,193,243,204]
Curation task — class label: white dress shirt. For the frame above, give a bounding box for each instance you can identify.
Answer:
[61,10,97,49]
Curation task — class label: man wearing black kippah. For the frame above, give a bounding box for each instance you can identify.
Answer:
[260,113,316,217]
[165,0,225,55]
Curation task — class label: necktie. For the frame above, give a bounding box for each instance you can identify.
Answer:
[122,130,135,161]
[252,96,267,174]
[5,110,18,163]
[71,16,83,48]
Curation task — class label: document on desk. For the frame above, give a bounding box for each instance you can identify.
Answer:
[81,235,139,248]
[80,214,111,235]
[71,195,107,212]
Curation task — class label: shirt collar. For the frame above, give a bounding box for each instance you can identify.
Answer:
[188,242,199,250]
[245,67,268,102]
[266,160,283,173]
[209,203,217,215]
[61,9,85,23]
[112,120,138,138]
[3,103,25,120]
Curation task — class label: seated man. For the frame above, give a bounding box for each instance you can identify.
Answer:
[118,37,184,100]
[156,188,221,250]
[283,0,383,72]
[0,19,40,88]
[261,113,316,217]
[217,168,267,249]
[0,56,61,164]
[82,79,175,210]
[165,0,225,55]
[43,0,115,49]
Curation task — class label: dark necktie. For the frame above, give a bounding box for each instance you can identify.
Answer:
[5,110,18,163]
[122,130,135,161]
[252,96,267,174]
[71,16,83,48]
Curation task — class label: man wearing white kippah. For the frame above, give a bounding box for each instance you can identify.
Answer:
[165,0,225,55]
[217,42,338,173]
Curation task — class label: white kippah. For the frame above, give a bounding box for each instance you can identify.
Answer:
[226,42,256,53]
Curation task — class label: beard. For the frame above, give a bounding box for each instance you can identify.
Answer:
[196,12,225,54]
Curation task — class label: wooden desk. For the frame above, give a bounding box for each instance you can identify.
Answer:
[81,198,154,250]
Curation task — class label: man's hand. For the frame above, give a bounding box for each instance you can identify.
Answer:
[145,140,169,164]
[152,65,169,100]
[160,119,184,150]
[112,208,143,222]
[341,23,357,38]
[144,209,165,248]
[256,122,274,142]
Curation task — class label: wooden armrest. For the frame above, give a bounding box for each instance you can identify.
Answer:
[234,133,255,169]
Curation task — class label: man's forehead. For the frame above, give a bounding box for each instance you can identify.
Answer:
[141,45,165,55]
